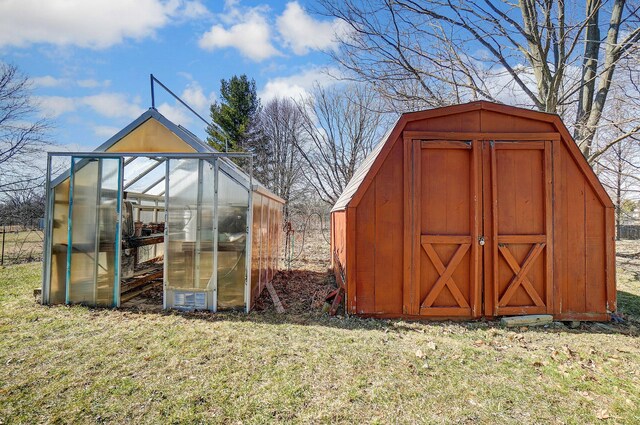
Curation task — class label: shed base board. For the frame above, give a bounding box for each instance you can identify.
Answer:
[350,312,611,322]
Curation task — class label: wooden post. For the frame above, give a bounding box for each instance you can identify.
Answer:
[1,226,5,266]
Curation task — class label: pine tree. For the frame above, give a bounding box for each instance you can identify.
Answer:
[206,75,259,152]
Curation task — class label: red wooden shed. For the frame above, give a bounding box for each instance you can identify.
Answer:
[330,101,615,321]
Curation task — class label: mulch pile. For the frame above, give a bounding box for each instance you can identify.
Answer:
[254,268,337,314]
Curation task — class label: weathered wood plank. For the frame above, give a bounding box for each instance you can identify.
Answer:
[265,280,285,314]
[500,314,553,327]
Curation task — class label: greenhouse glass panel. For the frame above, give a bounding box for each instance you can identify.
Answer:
[166,159,199,291]
[67,159,99,304]
[67,158,120,306]
[95,158,120,306]
[199,161,216,291]
[123,157,152,184]
[217,170,249,310]
[125,160,165,194]
[48,177,70,304]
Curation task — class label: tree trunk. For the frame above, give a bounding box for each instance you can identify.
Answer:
[574,0,601,150]
[615,148,622,240]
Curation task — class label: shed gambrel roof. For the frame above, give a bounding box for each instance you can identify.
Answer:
[331,118,398,211]
[331,101,613,212]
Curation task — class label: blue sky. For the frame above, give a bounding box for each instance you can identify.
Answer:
[0,0,344,150]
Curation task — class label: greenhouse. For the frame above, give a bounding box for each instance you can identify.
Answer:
[42,108,284,312]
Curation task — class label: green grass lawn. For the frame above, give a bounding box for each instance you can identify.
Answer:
[1,263,639,424]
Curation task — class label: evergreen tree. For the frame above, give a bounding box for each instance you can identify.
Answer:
[206,75,260,152]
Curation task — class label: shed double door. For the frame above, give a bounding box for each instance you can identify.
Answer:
[404,138,553,318]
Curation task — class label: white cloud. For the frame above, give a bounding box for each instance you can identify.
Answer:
[82,93,145,118]
[35,92,144,119]
[0,0,210,49]
[198,6,279,61]
[260,67,340,102]
[32,75,111,89]
[77,79,111,89]
[179,1,211,19]
[180,81,214,115]
[48,142,93,153]
[198,1,347,60]
[35,96,78,117]
[32,75,67,88]
[276,2,347,55]
[93,125,121,138]
[157,102,193,127]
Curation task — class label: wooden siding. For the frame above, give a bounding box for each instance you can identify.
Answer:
[352,139,404,315]
[249,192,284,310]
[553,141,608,317]
[331,210,347,287]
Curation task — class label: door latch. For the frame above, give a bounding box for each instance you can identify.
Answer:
[478,235,485,246]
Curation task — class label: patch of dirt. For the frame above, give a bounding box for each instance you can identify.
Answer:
[254,268,335,314]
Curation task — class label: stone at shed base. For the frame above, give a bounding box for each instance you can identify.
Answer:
[500,314,553,328]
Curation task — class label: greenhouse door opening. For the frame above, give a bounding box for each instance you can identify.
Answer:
[405,138,552,318]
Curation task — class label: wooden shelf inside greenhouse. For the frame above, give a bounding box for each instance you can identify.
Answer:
[120,262,163,302]
[122,233,164,249]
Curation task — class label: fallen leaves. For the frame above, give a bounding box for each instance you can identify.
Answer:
[596,409,610,420]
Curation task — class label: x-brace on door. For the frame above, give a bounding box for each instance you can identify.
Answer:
[483,140,553,316]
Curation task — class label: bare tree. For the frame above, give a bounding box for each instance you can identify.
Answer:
[597,138,640,236]
[296,83,387,205]
[0,186,45,228]
[318,0,640,160]
[0,63,50,197]
[252,97,307,221]
[594,95,640,236]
